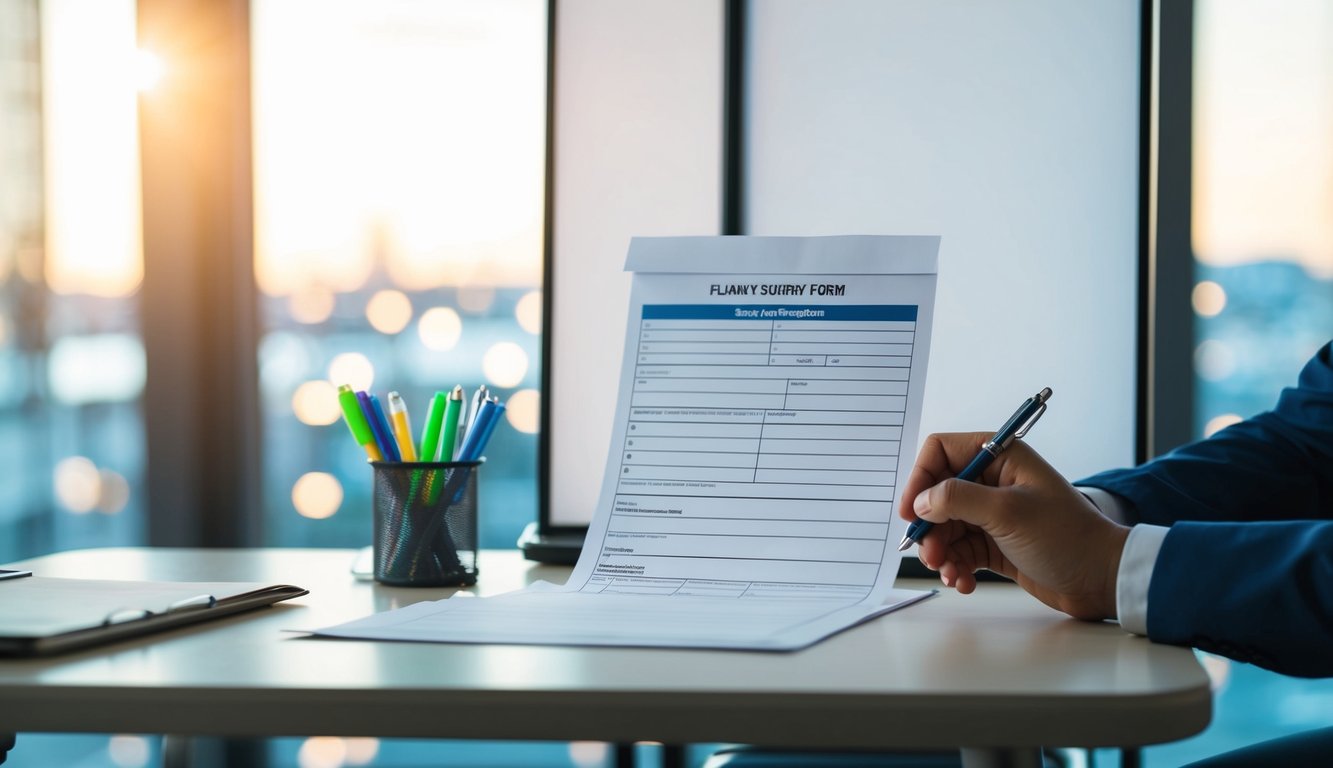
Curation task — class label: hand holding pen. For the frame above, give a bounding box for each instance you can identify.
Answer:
[897,389,1130,620]
[898,388,1052,551]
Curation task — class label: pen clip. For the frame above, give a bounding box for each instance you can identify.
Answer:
[1013,402,1047,440]
[103,607,154,626]
[167,594,217,613]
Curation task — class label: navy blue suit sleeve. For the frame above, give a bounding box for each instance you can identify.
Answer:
[1077,341,1333,677]
[1079,341,1333,524]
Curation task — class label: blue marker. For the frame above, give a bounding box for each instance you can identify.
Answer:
[365,392,402,463]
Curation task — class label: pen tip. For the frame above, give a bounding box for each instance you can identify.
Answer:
[896,536,913,552]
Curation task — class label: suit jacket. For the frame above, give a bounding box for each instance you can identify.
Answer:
[1079,341,1333,678]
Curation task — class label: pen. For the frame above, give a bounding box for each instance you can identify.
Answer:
[897,387,1053,552]
[457,397,505,462]
[387,391,418,462]
[359,391,401,463]
[369,394,402,463]
[461,384,488,451]
[418,391,448,462]
[438,385,465,462]
[337,384,383,462]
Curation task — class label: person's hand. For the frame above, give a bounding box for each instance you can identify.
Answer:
[899,432,1130,621]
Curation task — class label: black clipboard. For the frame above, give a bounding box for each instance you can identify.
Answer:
[0,575,307,657]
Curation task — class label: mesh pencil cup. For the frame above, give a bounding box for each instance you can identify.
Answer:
[371,460,481,587]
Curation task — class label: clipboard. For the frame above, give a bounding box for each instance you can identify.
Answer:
[0,574,307,657]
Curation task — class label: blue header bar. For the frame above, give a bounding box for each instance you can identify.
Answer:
[641,304,918,321]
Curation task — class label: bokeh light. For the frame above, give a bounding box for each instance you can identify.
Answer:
[328,353,374,392]
[293,380,342,426]
[505,388,540,434]
[343,738,380,766]
[515,289,542,334]
[482,341,528,388]
[292,472,343,520]
[366,289,413,335]
[1203,413,1243,437]
[1191,280,1227,317]
[569,742,610,768]
[418,307,463,351]
[108,735,151,768]
[289,287,336,324]
[297,736,346,768]
[96,470,131,515]
[1194,339,1235,381]
[54,456,101,514]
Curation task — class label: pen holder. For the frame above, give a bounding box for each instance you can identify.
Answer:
[371,460,482,587]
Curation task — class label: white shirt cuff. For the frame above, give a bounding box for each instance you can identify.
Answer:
[1078,486,1135,525]
[1114,523,1169,636]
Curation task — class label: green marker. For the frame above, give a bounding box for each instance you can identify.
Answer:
[418,391,449,462]
[337,384,383,461]
[438,386,465,462]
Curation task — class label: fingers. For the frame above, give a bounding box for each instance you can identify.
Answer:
[913,474,1016,532]
[897,431,993,521]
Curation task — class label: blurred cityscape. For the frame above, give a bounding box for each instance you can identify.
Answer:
[1192,260,1333,438]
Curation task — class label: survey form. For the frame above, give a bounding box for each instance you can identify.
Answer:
[315,235,940,650]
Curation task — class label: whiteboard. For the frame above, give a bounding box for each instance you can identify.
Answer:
[546,0,1143,530]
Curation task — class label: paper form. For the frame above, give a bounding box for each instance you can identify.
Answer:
[315,236,940,650]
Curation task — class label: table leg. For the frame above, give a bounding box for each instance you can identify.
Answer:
[959,747,1046,768]
[162,736,268,768]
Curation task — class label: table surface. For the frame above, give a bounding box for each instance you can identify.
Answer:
[0,547,1211,750]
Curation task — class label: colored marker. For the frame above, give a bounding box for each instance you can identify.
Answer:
[418,391,448,462]
[386,391,418,462]
[368,394,402,463]
[439,386,465,462]
[337,384,383,462]
[357,391,400,463]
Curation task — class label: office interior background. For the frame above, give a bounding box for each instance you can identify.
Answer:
[1,0,1331,766]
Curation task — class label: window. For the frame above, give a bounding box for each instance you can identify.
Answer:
[1190,0,1333,437]
[0,0,146,561]
[250,0,547,550]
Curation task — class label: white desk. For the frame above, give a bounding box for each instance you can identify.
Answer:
[0,548,1211,766]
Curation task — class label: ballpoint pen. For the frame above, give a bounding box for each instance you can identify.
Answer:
[386,391,418,462]
[461,384,488,452]
[897,387,1053,551]
[457,397,505,462]
[337,384,383,462]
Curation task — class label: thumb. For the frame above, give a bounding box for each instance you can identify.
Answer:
[913,476,1014,532]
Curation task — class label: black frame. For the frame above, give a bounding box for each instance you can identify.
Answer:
[536,0,1163,538]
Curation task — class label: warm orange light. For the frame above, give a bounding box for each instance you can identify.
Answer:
[251,1,547,297]
[365,290,413,335]
[292,380,342,426]
[482,341,528,388]
[505,388,540,434]
[134,49,164,91]
[417,307,463,351]
[292,473,343,520]
[327,353,374,392]
[1190,281,1227,317]
[515,289,543,334]
[42,0,143,298]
